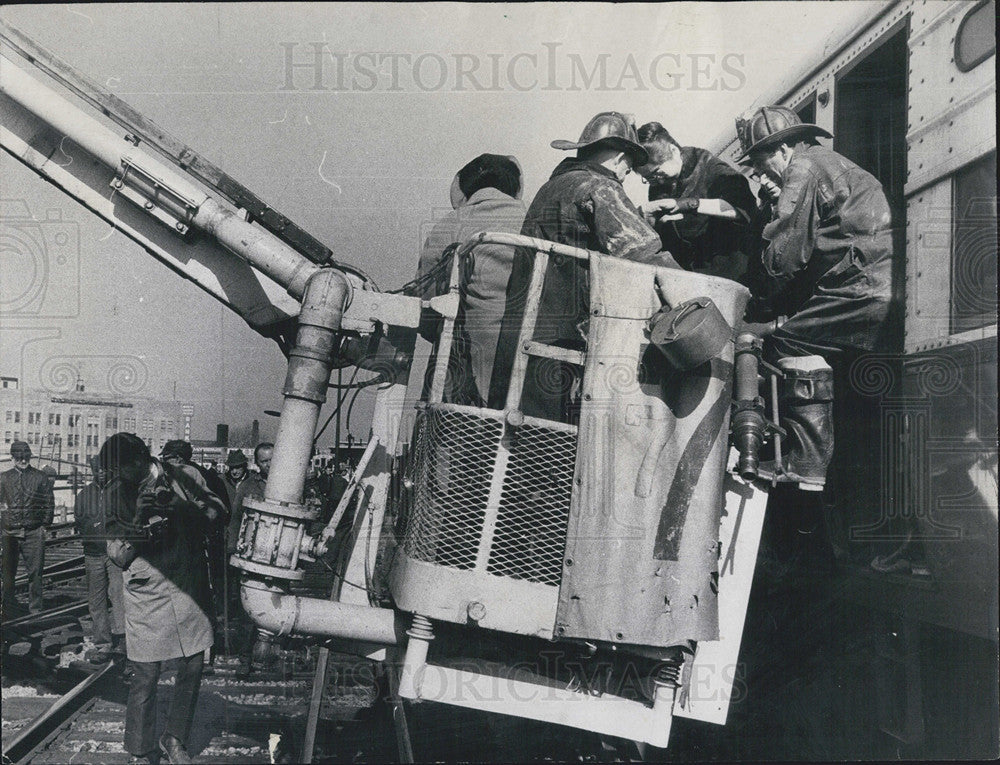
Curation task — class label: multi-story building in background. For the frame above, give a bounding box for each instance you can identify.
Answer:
[0,376,192,472]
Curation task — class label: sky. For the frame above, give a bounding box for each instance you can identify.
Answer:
[0,1,885,444]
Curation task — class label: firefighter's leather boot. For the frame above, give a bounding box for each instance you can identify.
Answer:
[759,355,834,491]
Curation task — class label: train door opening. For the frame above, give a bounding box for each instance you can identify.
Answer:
[833,23,909,352]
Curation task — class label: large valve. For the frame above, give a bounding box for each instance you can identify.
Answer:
[230,497,319,581]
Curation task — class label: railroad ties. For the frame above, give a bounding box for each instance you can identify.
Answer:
[5,524,89,669]
[4,649,393,763]
[3,533,390,764]
[4,660,315,764]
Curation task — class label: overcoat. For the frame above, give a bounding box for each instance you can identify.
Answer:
[110,462,217,663]
[648,145,757,280]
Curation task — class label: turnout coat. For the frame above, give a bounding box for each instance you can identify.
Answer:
[754,143,894,352]
[108,462,220,663]
[489,157,677,415]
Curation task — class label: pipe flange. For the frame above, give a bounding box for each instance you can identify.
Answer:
[288,347,333,364]
[732,397,766,414]
[243,497,316,520]
[281,384,329,404]
[229,556,306,581]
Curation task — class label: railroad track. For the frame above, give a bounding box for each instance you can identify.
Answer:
[14,556,85,591]
[1,653,387,764]
[2,662,116,765]
[4,526,407,762]
[6,528,86,623]
[2,549,555,763]
[4,600,89,633]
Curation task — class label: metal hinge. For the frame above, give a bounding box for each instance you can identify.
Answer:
[111,155,199,235]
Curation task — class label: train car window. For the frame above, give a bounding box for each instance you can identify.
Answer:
[955,0,996,72]
[951,150,998,334]
[795,93,816,125]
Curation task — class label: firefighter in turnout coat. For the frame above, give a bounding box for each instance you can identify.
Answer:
[491,111,680,420]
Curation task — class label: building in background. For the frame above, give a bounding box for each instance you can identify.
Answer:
[0,376,190,472]
[311,441,368,473]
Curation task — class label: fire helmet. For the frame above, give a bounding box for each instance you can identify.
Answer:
[551,111,649,166]
[736,105,832,161]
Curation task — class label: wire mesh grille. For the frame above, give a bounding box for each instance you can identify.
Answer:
[403,404,577,586]
[403,406,502,569]
[487,423,576,585]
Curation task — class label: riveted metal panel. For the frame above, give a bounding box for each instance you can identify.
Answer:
[905,1,996,195]
[905,179,953,352]
[715,1,914,164]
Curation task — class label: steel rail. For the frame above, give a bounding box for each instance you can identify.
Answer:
[44,534,85,548]
[2,661,116,764]
[3,600,88,630]
[15,556,85,588]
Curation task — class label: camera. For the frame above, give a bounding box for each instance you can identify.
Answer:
[0,199,81,317]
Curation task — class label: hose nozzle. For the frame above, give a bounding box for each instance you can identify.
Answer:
[733,333,766,480]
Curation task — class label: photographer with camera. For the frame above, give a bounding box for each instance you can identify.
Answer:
[100,433,224,765]
[160,440,229,663]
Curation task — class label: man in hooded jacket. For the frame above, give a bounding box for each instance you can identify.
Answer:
[411,153,527,405]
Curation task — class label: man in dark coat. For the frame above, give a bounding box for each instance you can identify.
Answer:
[74,456,124,659]
[227,442,270,555]
[636,121,757,282]
[738,107,893,357]
[736,105,894,488]
[161,440,228,646]
[222,450,250,507]
[492,111,679,420]
[161,441,230,519]
[729,105,895,761]
[1,440,54,614]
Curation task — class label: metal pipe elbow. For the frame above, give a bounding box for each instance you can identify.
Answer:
[299,266,352,330]
[240,577,402,645]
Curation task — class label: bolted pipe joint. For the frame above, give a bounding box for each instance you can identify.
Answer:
[232,267,351,578]
[282,267,352,404]
[229,496,318,581]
